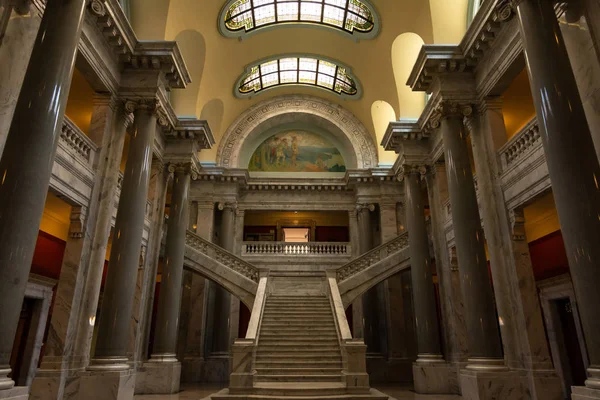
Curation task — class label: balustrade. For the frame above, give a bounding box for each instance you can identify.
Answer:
[242,241,351,256]
[498,118,541,171]
[336,232,409,282]
[60,117,97,166]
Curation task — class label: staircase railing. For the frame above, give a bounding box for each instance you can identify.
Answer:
[185,230,259,282]
[336,232,409,282]
[326,273,370,392]
[242,241,351,256]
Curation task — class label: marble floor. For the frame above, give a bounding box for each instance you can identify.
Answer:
[133,384,462,400]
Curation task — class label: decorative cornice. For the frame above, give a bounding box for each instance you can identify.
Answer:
[87,0,190,89]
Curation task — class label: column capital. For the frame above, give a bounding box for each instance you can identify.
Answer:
[124,97,169,127]
[356,203,375,212]
[433,100,475,121]
[167,161,199,180]
[494,0,519,21]
[398,164,428,182]
[218,201,237,211]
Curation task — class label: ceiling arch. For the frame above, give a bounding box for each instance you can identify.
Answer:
[171,30,206,117]
[216,94,378,169]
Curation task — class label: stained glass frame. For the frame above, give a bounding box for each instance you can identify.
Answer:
[234,55,362,99]
[218,0,380,40]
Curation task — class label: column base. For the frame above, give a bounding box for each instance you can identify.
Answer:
[459,368,524,400]
[413,361,459,394]
[135,361,180,394]
[525,369,563,400]
[572,387,600,399]
[78,369,135,400]
[181,357,204,383]
[0,387,28,400]
[201,354,230,383]
[29,369,81,400]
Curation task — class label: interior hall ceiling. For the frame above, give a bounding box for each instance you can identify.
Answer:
[128,0,470,163]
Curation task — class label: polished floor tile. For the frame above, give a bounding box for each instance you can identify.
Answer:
[133,384,462,399]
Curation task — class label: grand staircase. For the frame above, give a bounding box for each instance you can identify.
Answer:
[255,295,343,384]
[207,273,389,400]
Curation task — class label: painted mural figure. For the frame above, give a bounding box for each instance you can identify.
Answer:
[249,130,346,173]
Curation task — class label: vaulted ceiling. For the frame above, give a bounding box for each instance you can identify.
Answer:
[128,0,471,165]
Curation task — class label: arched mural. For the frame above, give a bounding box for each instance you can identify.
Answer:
[248,130,346,173]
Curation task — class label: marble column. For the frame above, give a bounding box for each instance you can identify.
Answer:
[441,111,505,371]
[0,0,86,392]
[0,0,41,157]
[516,0,600,392]
[89,102,157,370]
[468,98,562,398]
[353,204,373,343]
[216,203,235,352]
[558,2,600,160]
[138,164,191,394]
[403,167,443,363]
[424,164,468,365]
[134,160,169,367]
[150,164,191,363]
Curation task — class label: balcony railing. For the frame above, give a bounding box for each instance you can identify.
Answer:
[498,118,541,172]
[242,241,351,256]
[60,117,97,167]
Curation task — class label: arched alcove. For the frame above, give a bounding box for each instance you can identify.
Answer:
[171,30,206,117]
[392,33,426,119]
[371,101,397,166]
[216,95,378,171]
[200,98,225,139]
[428,0,470,44]
[129,0,171,40]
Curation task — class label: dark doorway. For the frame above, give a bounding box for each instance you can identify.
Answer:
[553,297,587,397]
[10,297,35,385]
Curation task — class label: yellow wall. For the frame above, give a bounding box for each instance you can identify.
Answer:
[371,100,398,166]
[502,68,537,140]
[523,191,561,242]
[245,211,349,227]
[65,68,95,135]
[39,192,71,241]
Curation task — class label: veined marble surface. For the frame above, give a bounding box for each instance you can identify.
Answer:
[132,384,462,399]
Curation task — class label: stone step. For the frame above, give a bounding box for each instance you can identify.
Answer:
[259,333,339,339]
[258,341,340,348]
[210,387,389,400]
[254,367,343,376]
[262,317,334,323]
[256,348,342,362]
[259,337,339,344]
[254,374,343,383]
[254,360,343,369]
[267,300,330,305]
[256,352,342,360]
[257,347,341,354]
[263,309,333,314]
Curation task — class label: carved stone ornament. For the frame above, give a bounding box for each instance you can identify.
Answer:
[218,202,237,211]
[356,203,375,212]
[167,161,200,180]
[495,0,516,22]
[396,167,405,182]
[509,208,527,241]
[69,206,86,239]
[89,0,106,17]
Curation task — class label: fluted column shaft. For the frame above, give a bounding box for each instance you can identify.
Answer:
[150,165,191,361]
[90,105,157,370]
[516,0,600,388]
[356,205,373,254]
[441,114,504,370]
[404,168,442,361]
[0,0,86,389]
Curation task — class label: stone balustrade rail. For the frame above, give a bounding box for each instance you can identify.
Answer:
[242,241,351,256]
[186,231,259,282]
[336,232,409,282]
[61,117,97,166]
[498,118,540,172]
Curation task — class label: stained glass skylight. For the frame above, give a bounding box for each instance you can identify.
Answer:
[237,56,360,98]
[221,0,378,37]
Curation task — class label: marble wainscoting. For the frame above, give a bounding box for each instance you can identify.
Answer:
[0,387,28,400]
[136,362,181,395]
[413,362,459,395]
[572,386,600,400]
[459,369,524,400]
[78,369,136,400]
